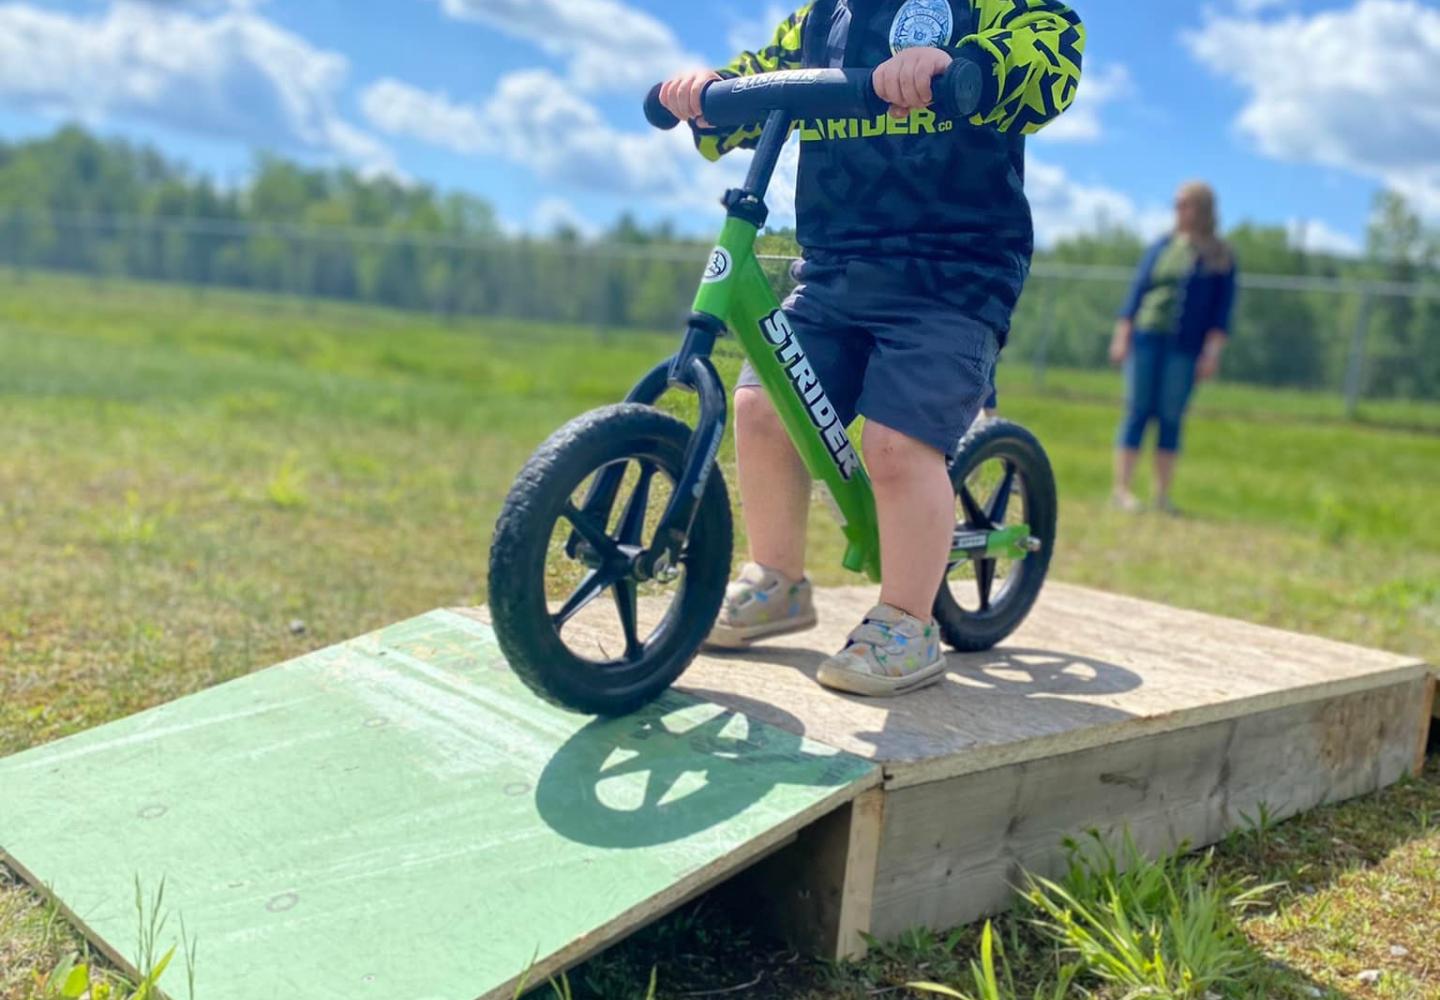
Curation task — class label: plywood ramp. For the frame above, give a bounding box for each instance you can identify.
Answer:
[0,610,878,1000]
[671,583,1427,789]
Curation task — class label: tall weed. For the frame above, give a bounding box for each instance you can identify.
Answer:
[1023,832,1275,999]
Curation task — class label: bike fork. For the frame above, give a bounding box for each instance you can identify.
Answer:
[570,315,729,581]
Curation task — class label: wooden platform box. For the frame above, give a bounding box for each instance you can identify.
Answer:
[663,584,1433,955]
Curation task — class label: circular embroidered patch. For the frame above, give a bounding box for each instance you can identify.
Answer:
[890,0,954,55]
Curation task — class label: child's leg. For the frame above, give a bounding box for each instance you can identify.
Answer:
[734,386,811,581]
[864,421,953,621]
[703,386,821,651]
[729,260,864,580]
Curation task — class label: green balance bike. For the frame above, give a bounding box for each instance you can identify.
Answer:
[488,66,1057,716]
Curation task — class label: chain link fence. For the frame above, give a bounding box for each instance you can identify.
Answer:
[1009,265,1440,414]
[4,209,1438,413]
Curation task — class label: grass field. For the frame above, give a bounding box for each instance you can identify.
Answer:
[1,271,1437,999]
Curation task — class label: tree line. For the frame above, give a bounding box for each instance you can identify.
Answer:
[1,126,1436,400]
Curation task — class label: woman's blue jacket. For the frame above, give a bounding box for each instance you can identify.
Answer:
[1119,235,1238,355]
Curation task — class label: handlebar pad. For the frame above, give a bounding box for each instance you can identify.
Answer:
[702,69,887,128]
[642,62,984,133]
[644,84,681,130]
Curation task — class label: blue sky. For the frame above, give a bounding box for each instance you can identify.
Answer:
[2,0,1438,253]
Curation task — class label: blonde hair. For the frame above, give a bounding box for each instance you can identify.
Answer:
[1176,181,1232,273]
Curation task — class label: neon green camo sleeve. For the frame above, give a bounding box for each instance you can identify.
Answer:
[695,5,813,162]
[957,0,1085,134]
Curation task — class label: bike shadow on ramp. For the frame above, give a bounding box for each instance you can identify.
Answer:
[534,689,871,849]
[689,644,1145,767]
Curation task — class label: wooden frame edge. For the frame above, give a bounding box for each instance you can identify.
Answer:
[1417,672,1437,778]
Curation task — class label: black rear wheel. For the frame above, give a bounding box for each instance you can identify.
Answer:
[934,418,1057,652]
[488,404,733,716]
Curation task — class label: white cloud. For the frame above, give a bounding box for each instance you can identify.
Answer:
[1026,156,1171,246]
[0,0,394,173]
[361,78,489,155]
[363,72,694,198]
[1186,0,1440,214]
[1288,218,1363,257]
[436,0,703,93]
[486,71,700,195]
[1035,62,1132,144]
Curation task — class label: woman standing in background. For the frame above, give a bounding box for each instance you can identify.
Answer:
[1110,182,1237,513]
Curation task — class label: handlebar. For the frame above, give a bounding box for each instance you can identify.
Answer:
[644,63,982,132]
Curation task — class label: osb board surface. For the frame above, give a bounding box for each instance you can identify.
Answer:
[465,583,1427,790]
[0,611,876,1000]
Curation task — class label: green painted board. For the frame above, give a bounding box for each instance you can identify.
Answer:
[0,610,875,1000]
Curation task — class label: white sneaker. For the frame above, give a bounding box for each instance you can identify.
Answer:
[816,603,947,697]
[703,563,818,650]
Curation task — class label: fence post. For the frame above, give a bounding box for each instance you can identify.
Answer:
[593,251,612,344]
[1343,290,1374,419]
[1031,279,1058,388]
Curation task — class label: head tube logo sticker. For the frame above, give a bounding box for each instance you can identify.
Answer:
[702,247,732,284]
[890,0,953,55]
[761,310,860,480]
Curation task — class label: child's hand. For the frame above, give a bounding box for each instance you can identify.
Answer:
[661,69,722,127]
[873,47,953,118]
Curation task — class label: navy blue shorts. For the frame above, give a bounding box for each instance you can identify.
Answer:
[738,257,1001,460]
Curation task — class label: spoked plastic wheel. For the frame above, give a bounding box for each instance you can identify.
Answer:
[933,418,1057,652]
[488,403,733,716]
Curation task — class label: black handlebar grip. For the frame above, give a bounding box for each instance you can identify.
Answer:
[644,84,680,131]
[932,58,984,120]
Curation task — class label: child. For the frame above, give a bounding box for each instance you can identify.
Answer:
[658,0,1084,696]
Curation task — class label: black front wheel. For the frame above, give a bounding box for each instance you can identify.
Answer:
[934,418,1057,652]
[488,404,733,716]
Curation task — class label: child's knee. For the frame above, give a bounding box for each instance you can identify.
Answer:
[735,386,784,440]
[863,422,942,485]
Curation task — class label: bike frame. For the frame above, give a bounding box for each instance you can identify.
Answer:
[595,109,1031,586]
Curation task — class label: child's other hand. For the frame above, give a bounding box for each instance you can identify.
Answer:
[661,69,721,127]
[873,47,953,118]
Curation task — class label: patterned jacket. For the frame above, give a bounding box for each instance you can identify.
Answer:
[694,0,1084,327]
